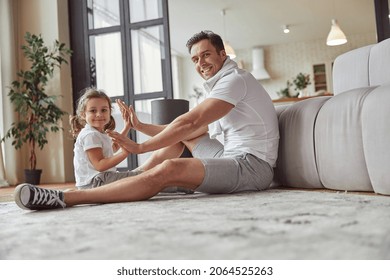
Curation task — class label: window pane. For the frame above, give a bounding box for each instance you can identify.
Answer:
[111,103,128,168]
[131,26,164,94]
[129,0,163,23]
[89,33,124,97]
[134,98,162,166]
[87,0,120,29]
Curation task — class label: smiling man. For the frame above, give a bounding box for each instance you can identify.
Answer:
[14,30,280,210]
[190,36,226,80]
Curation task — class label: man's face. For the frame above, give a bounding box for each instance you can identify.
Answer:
[190,39,227,80]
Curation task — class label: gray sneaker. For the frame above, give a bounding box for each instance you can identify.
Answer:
[14,183,66,210]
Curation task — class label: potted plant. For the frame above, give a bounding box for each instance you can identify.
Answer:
[1,32,72,184]
[293,72,311,97]
[276,80,294,98]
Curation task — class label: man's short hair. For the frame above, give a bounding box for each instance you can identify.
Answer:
[186,30,225,54]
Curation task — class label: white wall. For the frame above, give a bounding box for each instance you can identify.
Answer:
[17,0,74,183]
[175,32,377,101]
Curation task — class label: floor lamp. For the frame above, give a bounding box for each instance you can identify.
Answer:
[151,99,192,158]
[151,99,193,193]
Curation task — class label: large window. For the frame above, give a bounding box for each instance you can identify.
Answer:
[69,0,173,170]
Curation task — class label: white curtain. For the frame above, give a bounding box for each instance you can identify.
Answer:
[0,49,9,187]
[0,0,21,186]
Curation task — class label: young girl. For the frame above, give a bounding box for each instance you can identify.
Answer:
[69,88,139,189]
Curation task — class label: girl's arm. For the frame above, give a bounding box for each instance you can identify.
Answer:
[86,147,128,172]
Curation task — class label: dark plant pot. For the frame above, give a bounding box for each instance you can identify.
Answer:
[24,169,42,185]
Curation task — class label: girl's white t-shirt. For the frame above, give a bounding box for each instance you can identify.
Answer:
[73,124,116,187]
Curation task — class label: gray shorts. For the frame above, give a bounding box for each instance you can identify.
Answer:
[192,135,274,194]
[77,170,141,189]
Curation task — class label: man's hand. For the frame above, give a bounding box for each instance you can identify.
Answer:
[107,130,141,154]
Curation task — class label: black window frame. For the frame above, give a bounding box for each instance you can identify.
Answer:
[68,0,173,169]
[374,0,390,42]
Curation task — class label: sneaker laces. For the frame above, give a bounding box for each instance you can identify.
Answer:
[32,187,66,208]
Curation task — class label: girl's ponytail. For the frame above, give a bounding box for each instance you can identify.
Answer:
[104,115,116,132]
[69,115,85,139]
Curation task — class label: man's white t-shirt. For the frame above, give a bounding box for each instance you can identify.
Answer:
[203,57,279,167]
[73,124,116,187]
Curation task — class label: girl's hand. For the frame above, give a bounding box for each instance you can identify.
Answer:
[112,141,120,153]
[117,99,132,131]
[117,99,141,130]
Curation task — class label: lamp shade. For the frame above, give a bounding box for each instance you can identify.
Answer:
[151,99,189,125]
[326,19,347,46]
[223,41,236,59]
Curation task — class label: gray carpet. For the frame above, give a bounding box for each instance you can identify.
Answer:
[1,189,390,260]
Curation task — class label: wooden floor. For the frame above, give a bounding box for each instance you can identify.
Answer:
[0,182,76,203]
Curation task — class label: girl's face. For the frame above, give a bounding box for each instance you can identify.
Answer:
[83,97,111,132]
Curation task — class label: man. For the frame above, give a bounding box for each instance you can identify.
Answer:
[14,31,279,210]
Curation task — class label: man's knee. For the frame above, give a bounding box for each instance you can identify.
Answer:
[154,158,192,182]
[150,159,179,181]
[158,158,180,173]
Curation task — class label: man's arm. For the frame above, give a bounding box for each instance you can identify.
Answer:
[109,98,234,154]
[117,98,209,141]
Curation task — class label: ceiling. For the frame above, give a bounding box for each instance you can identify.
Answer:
[168,0,377,56]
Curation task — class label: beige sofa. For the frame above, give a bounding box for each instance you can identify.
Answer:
[273,38,390,195]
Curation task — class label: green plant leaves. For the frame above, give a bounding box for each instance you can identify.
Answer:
[293,72,311,91]
[0,32,72,170]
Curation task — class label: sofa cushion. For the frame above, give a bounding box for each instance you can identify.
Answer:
[361,84,390,195]
[274,96,331,189]
[315,88,375,191]
[332,45,373,95]
[369,38,390,87]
